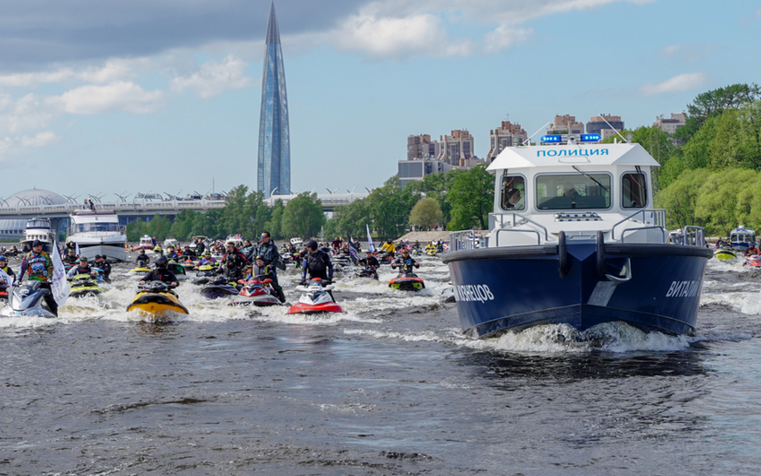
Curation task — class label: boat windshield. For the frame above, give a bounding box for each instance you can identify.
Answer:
[731,232,756,243]
[73,223,121,233]
[27,220,50,229]
[500,175,525,211]
[536,173,611,210]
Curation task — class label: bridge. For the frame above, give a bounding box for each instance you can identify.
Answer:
[0,192,369,221]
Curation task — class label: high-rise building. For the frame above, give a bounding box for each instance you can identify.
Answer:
[587,114,624,140]
[547,115,584,135]
[436,130,474,166]
[257,1,291,197]
[486,121,527,163]
[654,112,686,134]
[407,134,440,160]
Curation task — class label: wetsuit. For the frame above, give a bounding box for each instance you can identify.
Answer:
[302,249,334,283]
[67,264,94,278]
[94,259,112,283]
[392,256,420,275]
[141,269,178,284]
[221,249,249,282]
[136,252,150,264]
[63,254,79,266]
[19,250,57,316]
[256,240,286,302]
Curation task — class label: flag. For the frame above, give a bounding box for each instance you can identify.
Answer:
[51,241,71,307]
[75,241,80,257]
[0,268,13,288]
[366,224,375,253]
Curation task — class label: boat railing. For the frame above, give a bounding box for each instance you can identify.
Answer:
[610,209,666,240]
[620,226,668,244]
[449,230,479,251]
[490,213,549,242]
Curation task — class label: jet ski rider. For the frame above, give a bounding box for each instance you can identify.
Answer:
[300,240,334,285]
[255,231,286,303]
[67,256,98,278]
[361,250,380,271]
[18,239,58,316]
[0,255,16,281]
[93,254,112,283]
[139,255,178,287]
[221,241,249,283]
[63,248,79,266]
[391,249,420,274]
[135,249,151,266]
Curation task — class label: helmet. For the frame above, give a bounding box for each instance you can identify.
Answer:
[32,239,43,247]
[0,255,6,262]
[79,256,88,262]
[307,240,318,251]
[255,255,264,261]
[156,256,168,268]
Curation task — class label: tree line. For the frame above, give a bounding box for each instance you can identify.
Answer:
[126,165,495,243]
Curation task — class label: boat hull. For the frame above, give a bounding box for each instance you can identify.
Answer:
[443,243,712,338]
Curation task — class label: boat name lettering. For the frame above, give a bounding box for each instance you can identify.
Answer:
[665,280,700,298]
[453,284,495,303]
[537,149,609,157]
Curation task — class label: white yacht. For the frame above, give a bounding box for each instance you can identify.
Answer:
[20,218,56,253]
[67,210,127,262]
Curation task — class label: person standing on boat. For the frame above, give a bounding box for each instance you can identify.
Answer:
[255,231,286,303]
[18,240,58,316]
[301,240,334,285]
[139,256,178,287]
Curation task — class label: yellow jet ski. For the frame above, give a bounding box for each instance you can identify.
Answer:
[69,274,104,298]
[130,260,152,273]
[714,247,737,260]
[126,281,188,317]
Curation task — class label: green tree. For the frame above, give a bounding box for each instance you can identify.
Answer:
[407,170,461,223]
[146,214,172,241]
[409,197,443,230]
[281,193,325,239]
[325,198,372,239]
[654,168,710,229]
[366,177,420,238]
[126,219,148,242]
[265,199,285,240]
[447,164,494,230]
[675,83,761,144]
[694,168,758,235]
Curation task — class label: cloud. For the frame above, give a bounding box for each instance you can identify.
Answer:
[21,131,59,148]
[0,58,145,88]
[48,81,164,114]
[658,44,716,63]
[483,26,533,54]
[637,72,707,96]
[171,55,252,98]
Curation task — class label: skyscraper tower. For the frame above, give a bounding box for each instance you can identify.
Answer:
[257,1,291,197]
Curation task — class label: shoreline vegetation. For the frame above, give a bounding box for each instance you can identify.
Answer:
[122,83,759,243]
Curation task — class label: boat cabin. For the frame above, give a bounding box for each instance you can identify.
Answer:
[480,141,668,247]
[730,226,756,251]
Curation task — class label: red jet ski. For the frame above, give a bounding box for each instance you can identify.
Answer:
[388,272,425,291]
[286,278,343,314]
[744,254,761,267]
[229,276,282,307]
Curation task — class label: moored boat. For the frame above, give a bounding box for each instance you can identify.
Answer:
[730,226,756,252]
[443,138,712,338]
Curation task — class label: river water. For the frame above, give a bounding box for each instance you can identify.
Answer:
[2,254,761,475]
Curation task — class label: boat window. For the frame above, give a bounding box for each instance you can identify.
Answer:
[622,173,647,208]
[500,175,526,211]
[73,223,122,233]
[535,174,611,210]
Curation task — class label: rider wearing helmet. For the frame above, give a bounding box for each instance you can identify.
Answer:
[301,240,334,285]
[391,249,420,274]
[139,255,178,286]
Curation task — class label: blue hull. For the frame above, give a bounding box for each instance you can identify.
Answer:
[443,242,712,338]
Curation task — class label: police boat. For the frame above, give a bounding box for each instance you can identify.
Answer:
[443,135,713,338]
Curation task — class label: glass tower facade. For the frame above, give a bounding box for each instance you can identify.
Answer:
[257,1,291,197]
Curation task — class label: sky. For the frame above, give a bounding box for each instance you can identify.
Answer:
[1,0,760,202]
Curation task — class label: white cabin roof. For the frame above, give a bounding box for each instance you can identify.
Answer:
[487,142,660,171]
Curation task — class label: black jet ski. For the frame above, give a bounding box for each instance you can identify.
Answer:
[389,271,425,291]
[353,267,379,280]
[0,282,57,318]
[69,274,104,298]
[200,276,240,299]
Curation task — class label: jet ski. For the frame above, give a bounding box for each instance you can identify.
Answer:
[229,276,282,307]
[377,252,395,264]
[286,278,343,314]
[714,247,737,260]
[167,262,188,281]
[126,281,188,316]
[0,282,57,318]
[389,271,425,291]
[353,267,379,280]
[130,260,152,273]
[200,276,240,299]
[69,274,104,298]
[744,255,761,267]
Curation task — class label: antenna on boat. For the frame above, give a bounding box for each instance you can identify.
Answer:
[521,121,552,146]
[594,114,629,143]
